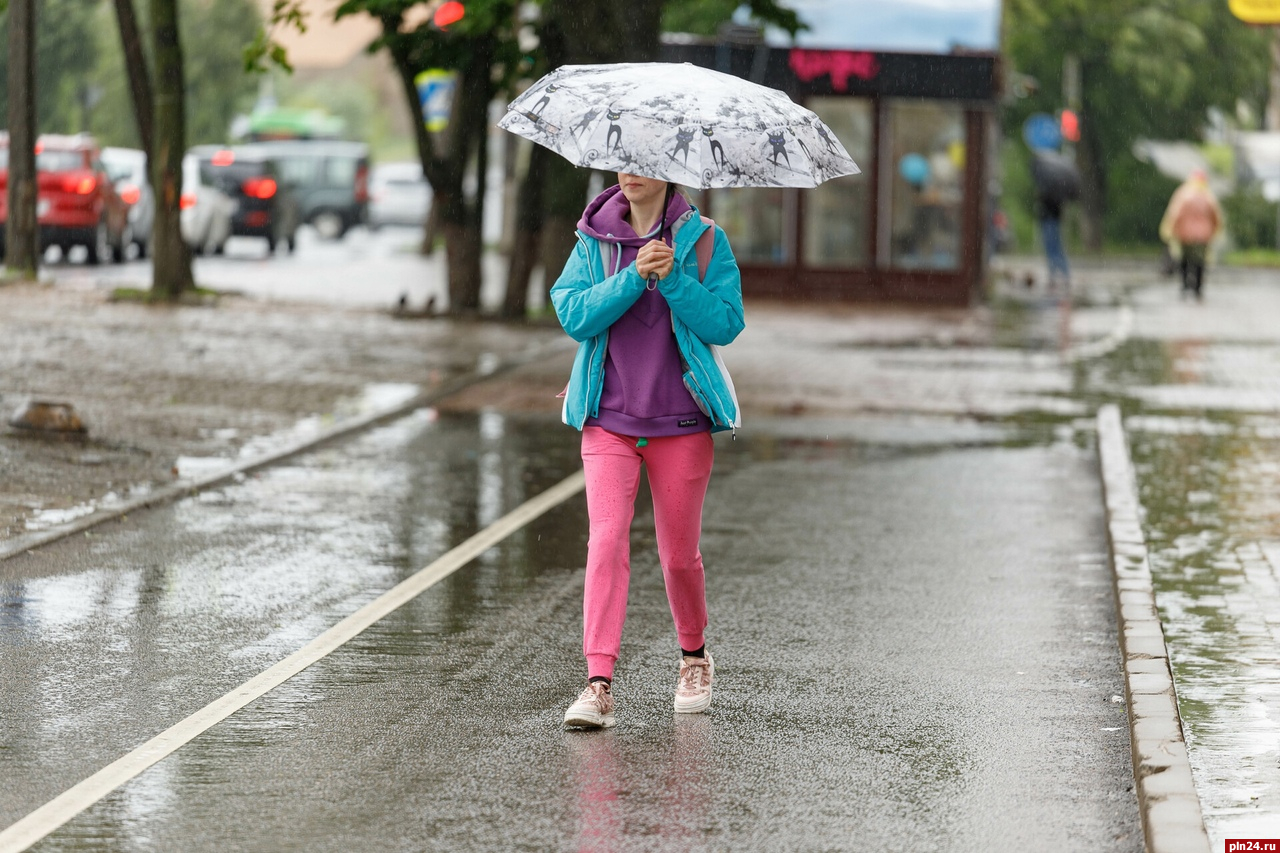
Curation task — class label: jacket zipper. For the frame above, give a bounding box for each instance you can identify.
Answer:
[576,231,607,421]
[672,314,732,429]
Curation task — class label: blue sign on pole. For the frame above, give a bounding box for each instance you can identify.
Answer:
[1022,113,1062,151]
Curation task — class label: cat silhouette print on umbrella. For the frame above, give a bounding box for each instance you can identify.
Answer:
[499,62,860,189]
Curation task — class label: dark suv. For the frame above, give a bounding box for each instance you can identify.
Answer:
[255,140,369,240]
[191,145,300,254]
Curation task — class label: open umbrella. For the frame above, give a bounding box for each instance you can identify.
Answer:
[498,62,859,189]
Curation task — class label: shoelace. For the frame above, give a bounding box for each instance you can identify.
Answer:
[678,660,709,693]
[579,683,609,704]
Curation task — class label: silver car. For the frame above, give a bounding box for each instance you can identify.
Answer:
[101,147,154,259]
[368,161,431,230]
[180,154,234,255]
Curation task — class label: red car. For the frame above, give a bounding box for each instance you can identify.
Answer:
[0,132,131,264]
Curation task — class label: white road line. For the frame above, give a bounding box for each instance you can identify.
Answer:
[0,469,586,853]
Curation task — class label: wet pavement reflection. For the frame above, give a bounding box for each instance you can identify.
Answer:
[1102,278,1280,845]
[1130,426,1280,843]
[3,402,1139,851]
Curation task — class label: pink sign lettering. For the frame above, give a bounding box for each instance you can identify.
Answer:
[788,49,880,92]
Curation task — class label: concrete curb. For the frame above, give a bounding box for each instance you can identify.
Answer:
[1096,404,1210,853]
[0,340,568,564]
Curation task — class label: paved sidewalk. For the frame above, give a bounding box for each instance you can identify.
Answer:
[1094,270,1280,849]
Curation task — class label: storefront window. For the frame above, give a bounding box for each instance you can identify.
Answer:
[708,187,788,265]
[803,98,874,268]
[882,100,965,271]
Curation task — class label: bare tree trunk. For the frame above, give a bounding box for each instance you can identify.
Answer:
[502,141,548,319]
[383,20,490,314]
[4,0,40,278]
[150,0,194,297]
[521,0,653,296]
[539,158,589,290]
[420,199,440,255]
[113,0,155,159]
[1077,108,1105,252]
[448,38,496,314]
[1267,26,1280,131]
[619,0,662,61]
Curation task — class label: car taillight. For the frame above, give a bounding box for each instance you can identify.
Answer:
[120,184,141,205]
[242,177,276,199]
[354,165,369,203]
[180,193,197,210]
[65,174,96,194]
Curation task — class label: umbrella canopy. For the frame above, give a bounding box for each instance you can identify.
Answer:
[499,62,860,189]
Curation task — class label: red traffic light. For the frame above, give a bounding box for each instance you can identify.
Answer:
[434,1,465,28]
[1060,109,1080,143]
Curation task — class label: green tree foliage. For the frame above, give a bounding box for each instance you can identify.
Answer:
[1222,188,1277,250]
[251,0,805,315]
[663,0,805,38]
[1003,0,1270,248]
[183,0,262,144]
[0,0,100,134]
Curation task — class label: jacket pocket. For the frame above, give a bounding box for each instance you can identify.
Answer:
[682,371,714,420]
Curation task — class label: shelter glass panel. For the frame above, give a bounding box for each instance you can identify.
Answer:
[709,187,788,265]
[803,97,874,269]
[883,100,965,271]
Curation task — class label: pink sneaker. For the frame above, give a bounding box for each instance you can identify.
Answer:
[674,651,714,713]
[564,682,617,728]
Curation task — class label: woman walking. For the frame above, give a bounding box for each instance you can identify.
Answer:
[1160,170,1223,301]
[551,172,744,729]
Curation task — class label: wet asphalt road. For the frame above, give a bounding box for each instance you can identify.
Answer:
[0,404,1140,852]
[48,226,528,314]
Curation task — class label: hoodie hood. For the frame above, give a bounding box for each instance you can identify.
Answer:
[578,183,692,247]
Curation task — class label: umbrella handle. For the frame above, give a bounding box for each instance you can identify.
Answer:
[647,183,673,292]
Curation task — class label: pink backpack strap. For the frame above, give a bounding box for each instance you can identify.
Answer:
[694,215,716,282]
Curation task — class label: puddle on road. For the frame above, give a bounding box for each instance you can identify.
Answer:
[1129,423,1280,843]
[992,295,1074,353]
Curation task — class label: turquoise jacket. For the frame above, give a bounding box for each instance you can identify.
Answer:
[550,206,745,434]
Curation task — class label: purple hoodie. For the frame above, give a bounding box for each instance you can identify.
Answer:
[578,184,711,438]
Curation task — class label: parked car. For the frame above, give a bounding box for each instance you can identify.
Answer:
[0,132,130,264]
[191,144,300,254]
[180,153,234,255]
[101,146,154,259]
[368,161,431,230]
[254,140,369,240]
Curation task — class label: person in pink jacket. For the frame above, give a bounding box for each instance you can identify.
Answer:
[1159,171,1223,301]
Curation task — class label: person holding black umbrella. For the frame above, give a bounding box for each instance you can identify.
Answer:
[1031,150,1080,292]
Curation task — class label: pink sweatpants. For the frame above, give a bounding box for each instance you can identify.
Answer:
[580,426,715,680]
